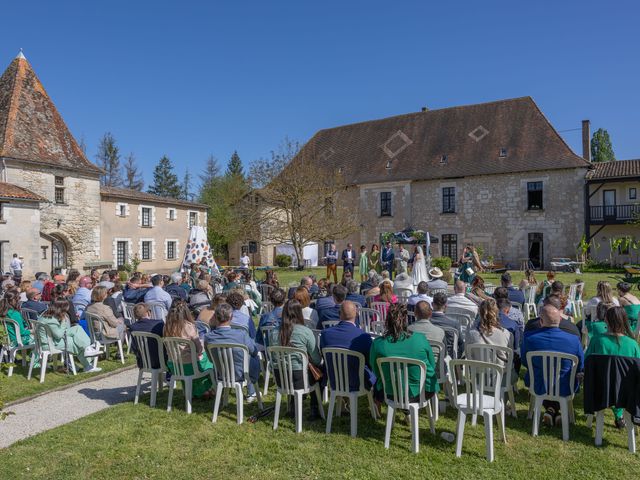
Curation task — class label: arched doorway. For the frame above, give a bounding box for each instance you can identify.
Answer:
[51,236,67,273]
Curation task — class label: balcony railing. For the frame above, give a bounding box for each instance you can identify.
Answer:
[589,204,640,224]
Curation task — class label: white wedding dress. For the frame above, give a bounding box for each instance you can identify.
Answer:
[411,246,429,285]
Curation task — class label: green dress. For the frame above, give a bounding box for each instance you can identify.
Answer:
[369,250,381,273]
[359,252,369,277]
[459,252,476,284]
[623,304,640,333]
[5,308,31,346]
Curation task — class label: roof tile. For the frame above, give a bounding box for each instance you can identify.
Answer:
[586,159,640,180]
[0,182,46,201]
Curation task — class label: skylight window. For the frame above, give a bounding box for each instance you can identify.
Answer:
[440,155,448,164]
[499,148,507,158]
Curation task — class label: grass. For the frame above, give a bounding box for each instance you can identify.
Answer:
[0,374,637,479]
[0,350,136,404]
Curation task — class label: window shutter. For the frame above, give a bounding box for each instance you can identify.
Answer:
[137,205,142,226]
[152,207,156,227]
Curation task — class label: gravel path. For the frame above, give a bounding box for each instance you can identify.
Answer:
[1,368,140,449]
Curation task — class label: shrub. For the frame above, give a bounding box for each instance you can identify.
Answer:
[432,256,452,272]
[582,259,624,273]
[275,254,292,268]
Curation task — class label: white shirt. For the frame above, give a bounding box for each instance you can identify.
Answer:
[347,250,352,259]
[240,255,250,267]
[447,293,479,317]
[10,258,22,272]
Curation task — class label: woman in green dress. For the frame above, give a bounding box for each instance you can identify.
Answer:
[617,281,640,333]
[164,299,214,399]
[359,245,369,281]
[457,244,482,284]
[369,243,381,274]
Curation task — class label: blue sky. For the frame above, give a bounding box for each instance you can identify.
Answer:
[2,1,639,189]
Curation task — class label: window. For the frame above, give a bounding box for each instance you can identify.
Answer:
[441,234,457,260]
[41,246,48,260]
[527,181,543,210]
[141,241,152,260]
[440,155,448,164]
[499,148,507,158]
[189,211,198,228]
[630,188,637,201]
[442,187,456,213]
[119,204,126,217]
[380,192,392,217]
[168,208,176,220]
[55,176,64,186]
[0,202,4,221]
[54,176,65,204]
[167,241,176,260]
[141,207,152,227]
[116,241,128,267]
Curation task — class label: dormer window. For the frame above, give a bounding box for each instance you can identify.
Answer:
[499,148,507,158]
[440,155,448,164]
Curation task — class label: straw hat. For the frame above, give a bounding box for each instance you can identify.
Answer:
[428,267,443,278]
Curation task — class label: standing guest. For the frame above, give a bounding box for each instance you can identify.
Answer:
[144,275,173,312]
[430,292,464,358]
[407,281,433,309]
[205,303,261,402]
[373,281,398,306]
[370,303,439,404]
[585,281,619,321]
[0,290,32,345]
[317,285,348,328]
[9,253,23,278]
[295,287,318,326]
[408,300,445,345]
[22,288,48,314]
[457,244,482,284]
[240,251,251,270]
[226,291,256,338]
[166,272,188,301]
[85,286,126,342]
[522,305,584,427]
[500,272,525,306]
[130,303,165,369]
[72,276,94,316]
[446,280,479,317]
[426,268,448,291]
[395,243,410,276]
[585,306,640,429]
[326,244,338,283]
[616,282,640,332]
[271,299,323,420]
[341,243,357,279]
[381,241,395,279]
[346,280,367,308]
[369,244,381,274]
[257,288,286,345]
[164,299,213,400]
[358,245,369,282]
[320,301,376,391]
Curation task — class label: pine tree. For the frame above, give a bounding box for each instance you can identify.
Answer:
[181,168,193,201]
[591,128,616,163]
[123,153,144,191]
[225,150,244,178]
[148,155,182,198]
[199,155,220,193]
[96,132,122,187]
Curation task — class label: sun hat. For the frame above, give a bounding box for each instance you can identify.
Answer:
[428,267,444,278]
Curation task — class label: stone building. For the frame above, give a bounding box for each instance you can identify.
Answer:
[0,52,207,277]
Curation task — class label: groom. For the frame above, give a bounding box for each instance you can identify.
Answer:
[381,241,395,278]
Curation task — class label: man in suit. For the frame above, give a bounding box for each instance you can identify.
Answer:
[326,244,338,283]
[395,243,410,275]
[130,303,165,369]
[381,241,395,278]
[317,285,348,328]
[341,243,357,278]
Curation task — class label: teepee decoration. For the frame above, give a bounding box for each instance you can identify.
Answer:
[181,225,217,273]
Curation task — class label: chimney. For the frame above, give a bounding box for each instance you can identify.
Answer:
[582,119,591,162]
[421,107,428,112]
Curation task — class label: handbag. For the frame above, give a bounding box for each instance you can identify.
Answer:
[465,267,475,276]
[308,363,323,381]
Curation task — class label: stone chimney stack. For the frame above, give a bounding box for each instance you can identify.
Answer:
[582,119,591,162]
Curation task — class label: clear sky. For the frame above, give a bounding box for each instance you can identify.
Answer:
[1,0,639,189]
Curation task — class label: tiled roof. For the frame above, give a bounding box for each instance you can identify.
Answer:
[0,182,46,201]
[0,54,102,175]
[296,96,589,184]
[586,159,640,180]
[100,186,208,209]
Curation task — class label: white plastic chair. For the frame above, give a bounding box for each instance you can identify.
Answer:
[370,302,390,321]
[427,339,449,421]
[323,348,378,437]
[131,331,167,408]
[260,325,276,395]
[526,351,578,441]
[370,320,385,335]
[449,359,506,462]
[395,288,413,305]
[207,343,264,424]
[358,308,382,333]
[147,302,168,322]
[523,286,537,321]
[439,325,460,359]
[466,344,517,418]
[28,321,77,383]
[122,302,136,354]
[575,283,585,321]
[20,308,40,330]
[566,284,579,320]
[85,312,125,365]
[376,357,436,454]
[164,337,214,414]
[260,301,274,314]
[268,346,325,433]
[446,313,471,336]
[594,410,636,452]
[1,317,35,376]
[259,284,274,302]
[428,288,448,297]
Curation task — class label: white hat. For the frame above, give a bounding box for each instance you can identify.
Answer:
[428,267,443,278]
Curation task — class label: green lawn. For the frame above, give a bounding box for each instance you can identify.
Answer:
[0,376,637,479]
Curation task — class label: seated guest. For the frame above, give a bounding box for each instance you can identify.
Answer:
[0,290,32,345]
[346,280,367,307]
[526,295,580,338]
[144,275,173,312]
[535,271,556,303]
[496,297,522,351]
[166,272,188,301]
[500,272,525,306]
[32,273,49,293]
[317,285,348,328]
[430,292,464,358]
[225,291,256,338]
[50,283,78,323]
[370,303,439,404]
[257,288,286,345]
[101,281,123,318]
[616,281,640,332]
[263,269,279,288]
[408,300,445,345]
[295,287,318,326]
[39,299,101,373]
[522,305,584,427]
[585,281,619,321]
[205,303,261,402]
[380,270,393,287]
[320,301,375,391]
[372,281,397,306]
[407,281,433,309]
[72,276,93,316]
[393,272,414,292]
[85,286,126,342]
[493,287,524,332]
[426,268,448,291]
[22,287,48,314]
[123,275,150,304]
[197,294,226,327]
[469,275,492,304]
[222,271,240,292]
[18,280,31,302]
[189,279,213,313]
[288,276,313,300]
[271,299,323,420]
[359,270,377,295]
[447,280,479,317]
[308,275,319,298]
[585,306,640,429]
[130,303,165,369]
[314,283,336,311]
[164,299,213,399]
[364,274,383,299]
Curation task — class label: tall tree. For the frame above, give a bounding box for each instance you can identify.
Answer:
[123,153,144,191]
[96,132,122,187]
[148,155,182,198]
[591,128,616,163]
[225,150,245,178]
[199,154,221,193]
[181,168,193,201]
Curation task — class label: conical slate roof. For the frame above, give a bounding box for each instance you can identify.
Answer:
[0,52,101,175]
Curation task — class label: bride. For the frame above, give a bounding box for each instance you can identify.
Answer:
[411,245,428,285]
